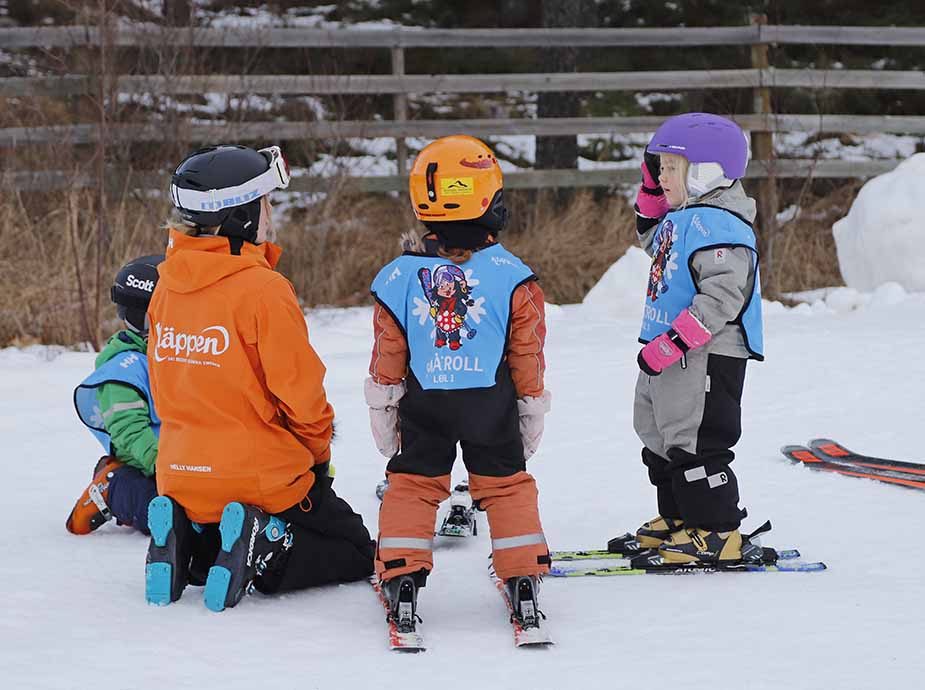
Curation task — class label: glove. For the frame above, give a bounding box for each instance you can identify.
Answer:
[517,390,552,460]
[638,309,711,376]
[364,377,406,458]
[635,151,669,220]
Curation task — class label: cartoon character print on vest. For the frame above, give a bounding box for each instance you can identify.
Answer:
[647,219,679,303]
[418,265,478,350]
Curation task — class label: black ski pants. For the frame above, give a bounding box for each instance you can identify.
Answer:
[256,464,375,594]
[635,351,748,532]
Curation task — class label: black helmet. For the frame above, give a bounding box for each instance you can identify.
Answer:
[170,144,291,244]
[111,254,164,335]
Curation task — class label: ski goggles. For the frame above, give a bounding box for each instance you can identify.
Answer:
[170,145,291,213]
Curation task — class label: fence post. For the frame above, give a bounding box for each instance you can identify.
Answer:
[749,13,779,291]
[391,45,408,176]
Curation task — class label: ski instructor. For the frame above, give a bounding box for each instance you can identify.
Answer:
[145,144,374,610]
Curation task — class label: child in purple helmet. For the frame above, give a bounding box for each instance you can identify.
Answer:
[629,112,764,565]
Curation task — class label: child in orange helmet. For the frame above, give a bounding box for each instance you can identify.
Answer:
[367,135,552,636]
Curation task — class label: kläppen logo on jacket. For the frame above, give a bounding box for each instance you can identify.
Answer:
[153,322,230,366]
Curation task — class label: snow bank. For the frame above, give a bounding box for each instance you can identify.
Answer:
[581,246,650,317]
[833,153,925,292]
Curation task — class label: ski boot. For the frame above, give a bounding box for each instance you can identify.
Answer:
[66,457,123,535]
[504,575,544,629]
[145,495,195,605]
[657,527,742,565]
[204,502,292,612]
[382,574,421,633]
[437,483,477,537]
[635,515,685,549]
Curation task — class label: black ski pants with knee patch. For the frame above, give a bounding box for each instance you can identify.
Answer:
[633,350,747,532]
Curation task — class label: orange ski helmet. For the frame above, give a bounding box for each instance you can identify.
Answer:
[409,135,505,227]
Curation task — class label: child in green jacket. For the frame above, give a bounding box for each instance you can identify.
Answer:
[67,255,162,535]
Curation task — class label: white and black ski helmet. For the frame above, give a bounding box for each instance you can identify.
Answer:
[111,254,164,334]
[170,144,291,244]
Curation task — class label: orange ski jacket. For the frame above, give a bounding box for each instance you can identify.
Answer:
[148,229,334,523]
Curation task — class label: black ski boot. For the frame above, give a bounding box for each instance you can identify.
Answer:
[504,575,544,629]
[204,502,292,612]
[383,574,421,633]
[145,495,195,605]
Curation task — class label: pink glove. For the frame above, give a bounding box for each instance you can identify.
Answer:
[517,390,552,460]
[638,310,711,376]
[634,152,669,219]
[364,377,406,458]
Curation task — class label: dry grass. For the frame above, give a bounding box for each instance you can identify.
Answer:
[0,181,857,347]
[767,181,862,297]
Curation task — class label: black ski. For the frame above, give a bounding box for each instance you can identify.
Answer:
[781,445,925,491]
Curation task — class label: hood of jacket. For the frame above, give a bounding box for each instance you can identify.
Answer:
[157,228,283,295]
[95,329,147,368]
[693,181,757,225]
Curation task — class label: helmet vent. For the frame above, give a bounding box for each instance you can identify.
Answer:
[443,203,460,209]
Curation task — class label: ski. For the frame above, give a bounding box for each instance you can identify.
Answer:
[808,438,925,475]
[369,576,425,652]
[548,558,826,577]
[488,566,554,647]
[781,445,925,491]
[551,547,801,562]
[436,483,478,538]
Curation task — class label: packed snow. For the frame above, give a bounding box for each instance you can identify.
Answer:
[834,152,925,292]
[2,259,924,688]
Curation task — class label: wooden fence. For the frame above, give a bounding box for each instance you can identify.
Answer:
[2,22,925,195]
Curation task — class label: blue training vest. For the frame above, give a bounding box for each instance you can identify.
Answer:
[371,244,535,390]
[74,350,161,452]
[639,205,764,360]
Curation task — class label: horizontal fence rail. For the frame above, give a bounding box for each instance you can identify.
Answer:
[4,68,925,98]
[5,114,925,147]
[3,159,900,194]
[3,25,925,48]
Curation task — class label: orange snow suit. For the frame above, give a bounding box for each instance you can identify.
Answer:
[148,229,334,523]
[370,242,549,582]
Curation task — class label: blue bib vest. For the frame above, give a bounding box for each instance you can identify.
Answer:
[640,205,764,360]
[74,350,161,452]
[371,244,535,391]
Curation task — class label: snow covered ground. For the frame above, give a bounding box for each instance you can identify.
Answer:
[2,276,924,689]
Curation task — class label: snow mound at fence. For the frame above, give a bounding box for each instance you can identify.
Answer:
[581,246,650,317]
[833,152,925,292]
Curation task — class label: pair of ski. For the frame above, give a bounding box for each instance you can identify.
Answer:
[370,567,553,652]
[781,438,925,492]
[548,520,826,577]
[373,482,548,651]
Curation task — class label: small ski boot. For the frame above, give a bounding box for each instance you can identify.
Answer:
[437,483,477,537]
[204,502,292,612]
[145,495,195,605]
[504,575,544,629]
[66,457,123,535]
[657,527,742,565]
[375,477,389,501]
[635,515,684,549]
[382,574,421,633]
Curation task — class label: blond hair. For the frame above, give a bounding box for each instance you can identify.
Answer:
[660,152,690,209]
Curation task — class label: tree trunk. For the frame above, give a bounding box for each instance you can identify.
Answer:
[536,0,594,205]
[163,0,192,25]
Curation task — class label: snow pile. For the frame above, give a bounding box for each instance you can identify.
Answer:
[833,153,925,292]
[581,246,650,317]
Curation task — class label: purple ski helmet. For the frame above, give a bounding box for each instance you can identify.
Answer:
[647,113,750,196]
[433,265,467,289]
